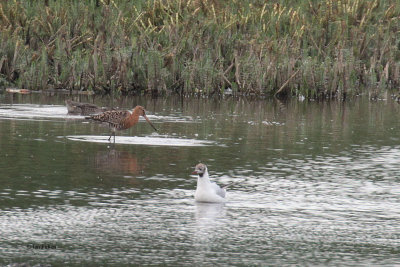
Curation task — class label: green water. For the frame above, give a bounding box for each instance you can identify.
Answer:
[0,94,399,266]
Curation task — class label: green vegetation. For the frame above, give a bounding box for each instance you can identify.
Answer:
[0,0,399,99]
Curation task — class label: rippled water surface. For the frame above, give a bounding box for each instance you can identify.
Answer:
[0,94,399,266]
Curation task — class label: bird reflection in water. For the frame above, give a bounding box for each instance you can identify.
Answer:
[193,202,227,260]
[195,202,226,222]
[93,149,145,182]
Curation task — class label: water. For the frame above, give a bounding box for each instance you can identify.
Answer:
[0,94,399,266]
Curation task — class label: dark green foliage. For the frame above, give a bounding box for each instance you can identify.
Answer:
[0,0,399,99]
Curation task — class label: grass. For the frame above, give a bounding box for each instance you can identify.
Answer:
[0,0,400,99]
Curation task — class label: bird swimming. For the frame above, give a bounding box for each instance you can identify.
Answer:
[192,163,228,203]
[65,99,111,116]
[86,105,157,142]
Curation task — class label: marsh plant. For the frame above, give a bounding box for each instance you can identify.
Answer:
[0,0,399,99]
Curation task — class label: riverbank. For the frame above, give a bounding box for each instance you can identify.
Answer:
[1,0,399,99]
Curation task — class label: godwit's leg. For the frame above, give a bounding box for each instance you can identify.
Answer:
[108,132,113,142]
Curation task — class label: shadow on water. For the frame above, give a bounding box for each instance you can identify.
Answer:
[0,94,400,265]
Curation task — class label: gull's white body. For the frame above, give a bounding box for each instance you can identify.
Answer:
[193,164,226,203]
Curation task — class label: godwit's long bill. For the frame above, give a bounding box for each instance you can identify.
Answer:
[192,163,227,203]
[86,105,157,142]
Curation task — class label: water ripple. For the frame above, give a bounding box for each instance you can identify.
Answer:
[65,135,216,146]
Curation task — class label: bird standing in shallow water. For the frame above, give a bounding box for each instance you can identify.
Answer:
[192,163,227,203]
[86,105,157,142]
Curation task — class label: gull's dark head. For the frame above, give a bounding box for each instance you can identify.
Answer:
[192,163,207,178]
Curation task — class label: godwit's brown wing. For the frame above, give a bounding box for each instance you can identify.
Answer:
[89,110,131,130]
[87,110,132,142]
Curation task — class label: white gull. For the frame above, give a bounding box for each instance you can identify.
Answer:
[192,163,228,203]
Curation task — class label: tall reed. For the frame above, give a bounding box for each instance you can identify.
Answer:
[0,0,399,99]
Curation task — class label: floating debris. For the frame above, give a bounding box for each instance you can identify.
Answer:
[6,88,31,94]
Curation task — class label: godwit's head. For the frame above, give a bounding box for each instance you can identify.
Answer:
[192,163,207,178]
[134,106,158,132]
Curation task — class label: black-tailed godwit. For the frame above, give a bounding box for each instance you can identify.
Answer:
[86,105,157,142]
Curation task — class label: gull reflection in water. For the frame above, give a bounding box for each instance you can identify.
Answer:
[195,202,226,222]
[193,202,227,260]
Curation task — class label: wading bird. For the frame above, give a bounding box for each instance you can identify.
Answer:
[65,100,111,116]
[86,106,157,142]
[192,163,228,203]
